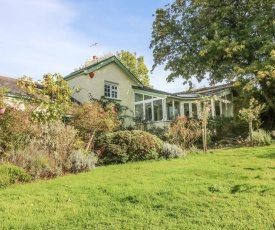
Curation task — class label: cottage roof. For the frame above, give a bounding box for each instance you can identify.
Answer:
[175,82,234,96]
[132,85,200,99]
[64,56,143,87]
[0,75,28,96]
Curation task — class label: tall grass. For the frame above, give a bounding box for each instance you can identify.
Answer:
[0,145,275,229]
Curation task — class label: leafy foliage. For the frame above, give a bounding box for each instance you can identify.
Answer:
[208,115,236,140]
[150,0,275,109]
[96,130,163,164]
[116,50,151,87]
[17,73,72,123]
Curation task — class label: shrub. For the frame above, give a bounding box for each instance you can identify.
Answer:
[166,116,202,149]
[2,121,96,179]
[146,126,168,141]
[96,130,163,164]
[0,107,32,152]
[208,116,235,140]
[0,164,31,188]
[159,143,186,159]
[70,102,121,151]
[64,150,98,173]
[249,129,272,146]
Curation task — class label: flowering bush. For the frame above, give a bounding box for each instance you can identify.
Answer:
[70,102,121,151]
[166,116,202,149]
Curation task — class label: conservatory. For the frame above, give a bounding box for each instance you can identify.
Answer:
[132,84,233,127]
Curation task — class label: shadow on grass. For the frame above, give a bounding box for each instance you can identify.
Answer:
[230,184,257,194]
[257,153,275,159]
[243,167,263,171]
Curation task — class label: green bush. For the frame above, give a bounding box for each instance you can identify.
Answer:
[146,126,168,141]
[96,130,163,165]
[249,129,272,146]
[159,143,186,159]
[208,116,235,140]
[0,164,31,188]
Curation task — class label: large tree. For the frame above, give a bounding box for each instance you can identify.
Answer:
[150,0,275,110]
[116,50,152,87]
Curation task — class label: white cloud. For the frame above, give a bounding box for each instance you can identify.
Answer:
[0,0,92,80]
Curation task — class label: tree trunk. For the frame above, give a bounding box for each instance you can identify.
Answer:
[202,124,207,153]
[249,121,253,142]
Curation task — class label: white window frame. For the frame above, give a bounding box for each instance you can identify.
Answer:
[134,93,164,122]
[104,82,118,99]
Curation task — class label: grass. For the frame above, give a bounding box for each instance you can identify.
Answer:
[1,145,275,229]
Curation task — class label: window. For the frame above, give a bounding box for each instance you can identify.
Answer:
[134,93,164,122]
[104,82,118,99]
[153,100,163,121]
[192,103,197,118]
[166,100,180,120]
[166,100,173,120]
[145,102,152,120]
[135,104,144,120]
[184,103,190,117]
[215,101,220,116]
[174,101,180,117]
[135,93,143,102]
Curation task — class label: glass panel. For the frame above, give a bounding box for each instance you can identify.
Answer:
[166,100,173,120]
[184,103,190,117]
[135,104,144,120]
[144,95,152,100]
[105,84,110,97]
[153,100,163,121]
[135,93,143,102]
[145,102,152,121]
[192,103,197,118]
[215,101,220,116]
[174,101,180,117]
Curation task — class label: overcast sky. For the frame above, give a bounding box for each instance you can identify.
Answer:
[0,0,204,93]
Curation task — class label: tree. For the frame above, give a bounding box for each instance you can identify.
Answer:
[17,73,73,123]
[150,0,275,110]
[239,98,265,141]
[116,50,152,87]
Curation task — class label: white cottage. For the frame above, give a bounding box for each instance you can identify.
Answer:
[64,56,234,127]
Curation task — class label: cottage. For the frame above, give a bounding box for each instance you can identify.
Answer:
[65,56,234,127]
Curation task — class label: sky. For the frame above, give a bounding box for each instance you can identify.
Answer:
[0,0,203,93]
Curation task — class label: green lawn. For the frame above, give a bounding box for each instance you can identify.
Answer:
[1,145,275,229]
